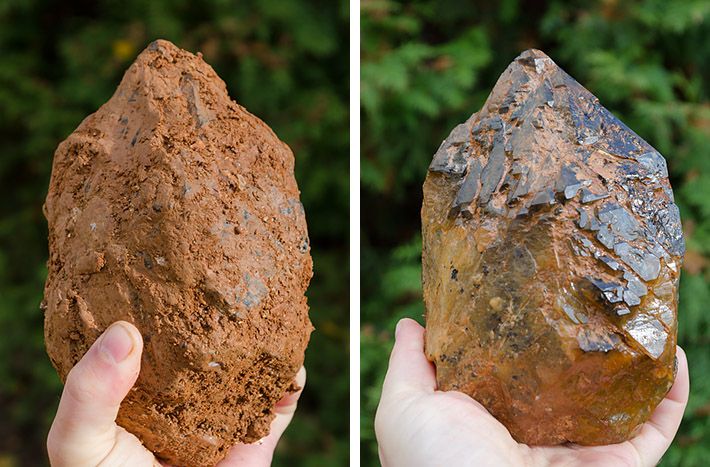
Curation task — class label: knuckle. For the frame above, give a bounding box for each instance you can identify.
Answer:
[64,363,101,405]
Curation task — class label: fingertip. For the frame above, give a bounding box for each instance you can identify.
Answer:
[114,321,144,356]
[383,318,436,392]
[275,367,306,413]
[395,319,405,339]
[394,318,424,341]
[295,365,306,388]
[118,320,143,343]
[391,318,427,359]
[676,345,687,372]
[63,322,144,410]
[98,321,143,365]
[627,345,691,464]
[669,345,690,405]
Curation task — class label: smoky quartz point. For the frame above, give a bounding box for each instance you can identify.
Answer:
[422,49,684,445]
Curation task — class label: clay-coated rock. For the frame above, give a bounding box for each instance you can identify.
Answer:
[43,40,312,466]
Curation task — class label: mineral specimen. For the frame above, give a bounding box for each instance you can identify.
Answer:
[422,49,684,445]
[43,40,312,466]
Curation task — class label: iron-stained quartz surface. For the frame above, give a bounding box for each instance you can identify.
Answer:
[422,49,684,445]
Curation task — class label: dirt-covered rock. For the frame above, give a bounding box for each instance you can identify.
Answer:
[43,39,312,466]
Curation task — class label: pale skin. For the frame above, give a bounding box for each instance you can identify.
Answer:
[46,321,306,467]
[376,318,690,467]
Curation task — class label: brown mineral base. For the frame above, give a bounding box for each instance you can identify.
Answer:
[42,40,313,467]
[422,49,684,446]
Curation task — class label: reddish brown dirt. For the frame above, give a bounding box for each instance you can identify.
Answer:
[43,39,312,467]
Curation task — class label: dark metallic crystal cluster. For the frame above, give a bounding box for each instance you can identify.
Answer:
[423,49,683,445]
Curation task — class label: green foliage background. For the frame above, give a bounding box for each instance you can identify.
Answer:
[0,0,348,465]
[361,0,710,465]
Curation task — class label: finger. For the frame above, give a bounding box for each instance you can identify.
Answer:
[628,346,689,466]
[47,321,143,466]
[218,367,306,467]
[274,366,307,414]
[381,318,436,395]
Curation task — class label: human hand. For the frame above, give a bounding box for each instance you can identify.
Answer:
[375,318,689,467]
[47,321,305,467]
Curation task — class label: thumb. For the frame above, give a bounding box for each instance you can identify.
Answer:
[381,318,437,395]
[47,321,143,466]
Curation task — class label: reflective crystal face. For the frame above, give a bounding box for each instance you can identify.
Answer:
[422,49,683,445]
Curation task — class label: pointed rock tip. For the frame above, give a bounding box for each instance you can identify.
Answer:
[143,39,181,56]
[112,39,227,123]
[511,48,560,75]
[134,39,205,67]
[516,48,551,60]
[148,38,177,50]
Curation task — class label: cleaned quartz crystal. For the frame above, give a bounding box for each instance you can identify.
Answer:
[422,49,684,445]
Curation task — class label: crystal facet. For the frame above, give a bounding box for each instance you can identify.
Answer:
[422,49,684,445]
